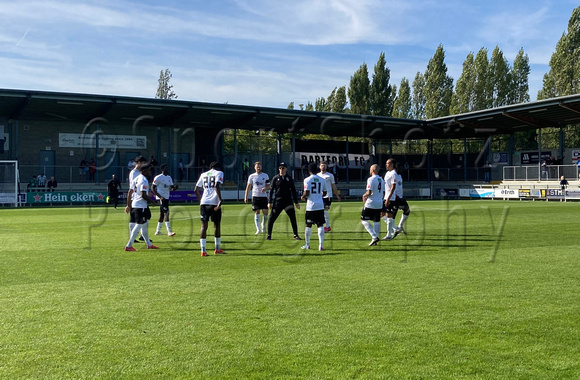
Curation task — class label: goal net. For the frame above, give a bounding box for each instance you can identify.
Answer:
[0,160,19,207]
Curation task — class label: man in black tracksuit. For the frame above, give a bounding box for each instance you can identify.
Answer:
[266,162,301,240]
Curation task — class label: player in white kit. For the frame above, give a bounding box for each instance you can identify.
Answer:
[244,161,270,234]
[318,161,341,232]
[301,163,328,251]
[361,164,384,246]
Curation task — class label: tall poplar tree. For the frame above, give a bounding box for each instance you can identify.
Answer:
[472,48,490,110]
[348,63,371,115]
[451,52,475,114]
[392,78,412,119]
[156,69,177,99]
[510,48,531,104]
[538,6,580,99]
[412,72,426,119]
[424,44,453,118]
[489,46,512,107]
[370,52,392,116]
[331,86,347,113]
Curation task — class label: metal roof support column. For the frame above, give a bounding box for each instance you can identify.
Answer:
[538,128,542,181]
[463,138,467,181]
[276,133,282,169]
[371,139,377,164]
[508,134,514,166]
[559,128,565,161]
[427,139,433,182]
[346,136,350,183]
[389,139,393,158]
[156,128,161,166]
[291,134,296,180]
[233,129,238,184]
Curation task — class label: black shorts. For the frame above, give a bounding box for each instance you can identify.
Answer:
[305,210,325,226]
[131,207,152,224]
[382,199,397,215]
[252,197,268,211]
[200,204,222,223]
[361,207,382,222]
[394,196,409,211]
[323,198,332,209]
[159,199,170,213]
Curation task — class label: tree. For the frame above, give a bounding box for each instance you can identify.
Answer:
[411,72,426,119]
[287,102,294,110]
[472,48,490,111]
[331,86,347,113]
[155,69,177,99]
[451,52,475,114]
[370,52,392,116]
[538,6,580,99]
[424,44,453,118]
[510,48,531,104]
[305,101,314,111]
[315,97,327,112]
[348,63,371,115]
[489,46,512,107]
[392,78,412,119]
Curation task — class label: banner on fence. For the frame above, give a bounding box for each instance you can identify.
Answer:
[494,189,518,199]
[293,152,371,169]
[59,133,147,149]
[459,188,494,198]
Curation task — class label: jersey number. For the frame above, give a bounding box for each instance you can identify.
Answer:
[310,182,321,194]
[203,176,216,188]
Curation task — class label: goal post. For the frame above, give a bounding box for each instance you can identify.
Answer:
[0,160,19,207]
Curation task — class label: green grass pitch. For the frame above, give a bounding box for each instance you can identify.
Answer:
[1,200,579,379]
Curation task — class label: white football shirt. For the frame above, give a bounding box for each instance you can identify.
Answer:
[395,172,404,198]
[247,172,270,198]
[318,172,335,198]
[196,169,224,206]
[365,175,384,209]
[384,170,398,201]
[303,174,327,211]
[153,173,174,199]
[131,174,149,209]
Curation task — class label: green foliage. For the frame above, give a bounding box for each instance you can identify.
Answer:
[451,52,475,114]
[155,69,177,100]
[370,52,393,116]
[510,48,531,104]
[424,45,453,118]
[287,101,294,110]
[348,62,371,115]
[392,78,412,119]
[331,86,347,113]
[412,72,426,119]
[473,48,491,111]
[539,6,580,99]
[2,202,580,378]
[489,46,512,107]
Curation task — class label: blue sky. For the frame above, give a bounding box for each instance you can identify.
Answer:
[0,0,577,109]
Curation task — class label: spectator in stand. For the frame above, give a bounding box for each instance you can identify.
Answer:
[88,159,96,181]
[484,161,492,183]
[149,155,158,179]
[27,175,38,191]
[178,159,185,181]
[79,158,88,181]
[47,176,58,192]
[37,173,46,188]
[560,176,569,190]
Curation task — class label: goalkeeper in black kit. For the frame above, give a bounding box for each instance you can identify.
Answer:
[266,162,301,241]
